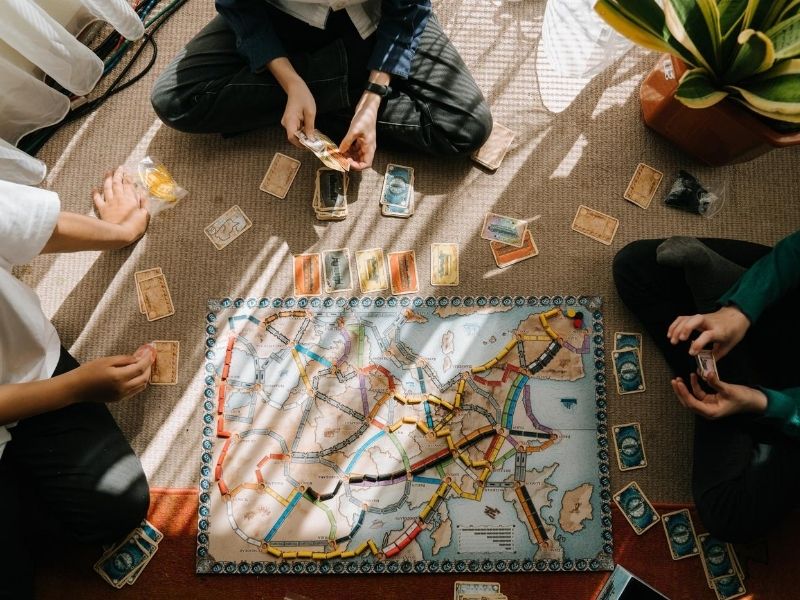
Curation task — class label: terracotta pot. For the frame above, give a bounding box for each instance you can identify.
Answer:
[639,55,800,166]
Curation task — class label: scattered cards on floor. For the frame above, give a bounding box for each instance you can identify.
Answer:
[388,250,419,295]
[313,167,349,221]
[480,212,527,247]
[613,481,660,535]
[134,268,175,322]
[612,347,646,394]
[571,204,619,246]
[696,350,719,380]
[293,253,322,296]
[322,248,353,293]
[149,340,179,385]
[204,205,252,250]
[661,508,699,560]
[381,163,415,218]
[94,519,162,588]
[454,580,506,600]
[355,248,389,293]
[261,152,300,199]
[624,162,663,209]
[614,331,642,352]
[612,422,647,471]
[295,129,349,172]
[491,228,538,268]
[472,122,515,171]
[698,533,746,598]
[431,243,459,286]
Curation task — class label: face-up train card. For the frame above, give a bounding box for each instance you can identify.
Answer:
[204,205,252,250]
[388,250,419,295]
[293,253,322,297]
[430,243,459,286]
[322,248,352,293]
[355,248,389,293]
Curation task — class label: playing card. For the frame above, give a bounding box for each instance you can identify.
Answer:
[454,581,501,600]
[614,331,642,352]
[322,248,353,293]
[388,250,419,295]
[293,253,322,296]
[317,168,347,211]
[126,536,158,585]
[472,122,515,171]
[134,267,161,314]
[571,205,619,246]
[295,129,349,172]
[613,481,660,535]
[149,340,179,385]
[94,530,155,588]
[137,519,163,544]
[355,248,389,293]
[612,422,647,471]
[710,574,746,600]
[138,272,175,322]
[381,164,414,218]
[698,533,737,585]
[661,508,699,560]
[480,213,527,247]
[204,205,252,250]
[696,350,719,380]
[431,243,459,286]
[624,163,664,209]
[260,152,300,199]
[490,228,538,268]
[612,347,646,394]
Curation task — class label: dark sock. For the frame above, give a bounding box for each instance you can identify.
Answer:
[656,237,746,312]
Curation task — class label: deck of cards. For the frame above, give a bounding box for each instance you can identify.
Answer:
[612,331,645,395]
[94,519,162,588]
[699,533,747,599]
[295,129,349,172]
[313,168,349,221]
[134,267,175,322]
[454,580,506,600]
[480,212,538,269]
[380,163,415,218]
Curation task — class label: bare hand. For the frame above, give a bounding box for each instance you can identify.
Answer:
[671,371,767,419]
[340,95,379,171]
[667,305,750,359]
[93,166,149,246]
[282,80,316,148]
[74,344,156,403]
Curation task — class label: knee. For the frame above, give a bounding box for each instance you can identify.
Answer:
[612,240,655,290]
[150,73,195,133]
[462,101,493,153]
[431,97,492,156]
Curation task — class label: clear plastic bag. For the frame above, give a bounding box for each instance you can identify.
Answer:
[137,156,187,216]
[663,169,729,219]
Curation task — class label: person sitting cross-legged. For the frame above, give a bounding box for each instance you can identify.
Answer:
[151,0,492,169]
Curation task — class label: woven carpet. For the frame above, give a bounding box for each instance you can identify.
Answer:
[18,0,800,597]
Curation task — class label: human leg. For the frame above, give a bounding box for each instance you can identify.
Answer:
[0,458,33,599]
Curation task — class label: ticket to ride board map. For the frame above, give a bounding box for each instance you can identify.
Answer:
[197,295,613,575]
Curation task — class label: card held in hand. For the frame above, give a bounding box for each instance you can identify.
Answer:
[150,340,179,385]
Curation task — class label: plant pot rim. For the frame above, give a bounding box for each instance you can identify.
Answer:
[668,54,800,146]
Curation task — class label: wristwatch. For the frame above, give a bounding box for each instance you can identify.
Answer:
[364,81,391,98]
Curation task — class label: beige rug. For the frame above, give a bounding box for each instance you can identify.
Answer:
[20,0,800,502]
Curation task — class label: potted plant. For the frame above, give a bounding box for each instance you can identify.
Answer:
[594,0,800,165]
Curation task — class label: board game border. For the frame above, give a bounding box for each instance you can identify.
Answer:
[197,294,614,575]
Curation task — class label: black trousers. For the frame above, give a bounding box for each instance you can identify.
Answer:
[613,239,800,543]
[0,348,150,599]
[151,8,492,155]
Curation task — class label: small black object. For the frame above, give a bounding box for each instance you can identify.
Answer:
[364,81,391,98]
[664,170,717,216]
[575,311,584,320]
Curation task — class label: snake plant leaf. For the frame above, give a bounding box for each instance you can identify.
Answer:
[725,29,776,82]
[779,0,800,21]
[664,0,721,72]
[743,0,776,30]
[731,97,800,122]
[749,58,800,80]
[675,68,729,108]
[718,0,750,37]
[594,1,673,54]
[762,0,795,30]
[766,12,800,59]
[728,72,800,114]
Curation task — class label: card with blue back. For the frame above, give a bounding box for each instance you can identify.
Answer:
[613,422,647,471]
[661,508,699,560]
[613,481,659,535]
[612,348,646,394]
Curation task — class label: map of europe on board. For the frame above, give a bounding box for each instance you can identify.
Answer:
[197,295,613,575]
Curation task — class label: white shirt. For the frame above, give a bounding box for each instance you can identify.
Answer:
[268,0,381,39]
[0,179,61,459]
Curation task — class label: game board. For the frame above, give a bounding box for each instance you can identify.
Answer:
[197,295,613,575]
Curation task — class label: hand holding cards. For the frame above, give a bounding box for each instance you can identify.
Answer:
[295,129,349,172]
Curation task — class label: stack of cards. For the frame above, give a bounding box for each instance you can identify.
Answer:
[380,164,415,218]
[698,533,747,599]
[94,519,162,588]
[134,267,175,322]
[204,205,252,250]
[571,204,619,246]
[471,122,515,171]
[613,481,660,535]
[260,153,300,199]
[313,168,349,221]
[480,212,538,269]
[612,331,646,395]
[295,129,349,172]
[624,162,663,209]
[696,349,719,380]
[454,580,506,600]
[149,340,179,385]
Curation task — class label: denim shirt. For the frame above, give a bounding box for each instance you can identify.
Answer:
[215,0,431,78]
